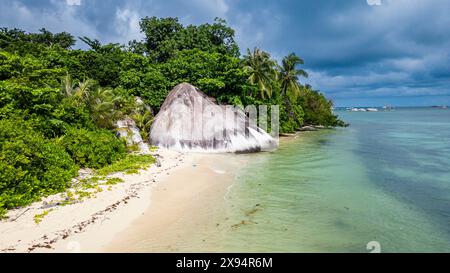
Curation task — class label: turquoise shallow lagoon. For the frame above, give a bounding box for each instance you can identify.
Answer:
[208,108,450,252]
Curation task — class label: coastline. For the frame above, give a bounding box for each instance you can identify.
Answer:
[103,152,243,252]
[0,133,313,253]
[103,138,300,252]
[0,149,252,253]
[0,149,195,253]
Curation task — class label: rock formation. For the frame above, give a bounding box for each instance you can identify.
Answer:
[150,83,277,153]
[116,118,151,155]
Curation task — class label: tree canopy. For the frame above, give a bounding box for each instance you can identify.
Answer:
[132,17,239,62]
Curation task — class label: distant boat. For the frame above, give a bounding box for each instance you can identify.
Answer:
[349,107,379,112]
[350,108,369,112]
[432,105,448,109]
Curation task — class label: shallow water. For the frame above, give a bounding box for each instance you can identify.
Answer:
[194,107,450,252]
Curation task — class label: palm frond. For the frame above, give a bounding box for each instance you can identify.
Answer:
[242,47,278,99]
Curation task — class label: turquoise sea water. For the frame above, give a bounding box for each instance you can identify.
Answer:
[212,108,450,252]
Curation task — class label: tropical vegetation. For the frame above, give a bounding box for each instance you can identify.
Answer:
[0,17,344,217]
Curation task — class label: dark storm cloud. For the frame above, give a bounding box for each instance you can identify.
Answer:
[0,0,449,106]
[258,0,450,106]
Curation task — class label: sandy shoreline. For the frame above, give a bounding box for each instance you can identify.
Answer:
[0,149,196,253]
[0,148,247,253]
[103,153,239,252]
[0,134,301,253]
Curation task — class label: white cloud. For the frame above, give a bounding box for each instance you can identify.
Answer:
[367,0,382,6]
[0,1,97,47]
[115,8,143,43]
[66,0,81,6]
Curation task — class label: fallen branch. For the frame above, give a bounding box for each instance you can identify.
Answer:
[11,208,30,222]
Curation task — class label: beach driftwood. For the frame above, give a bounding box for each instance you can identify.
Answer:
[10,208,30,222]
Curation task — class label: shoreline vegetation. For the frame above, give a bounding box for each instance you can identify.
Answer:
[0,148,190,252]
[1,16,345,251]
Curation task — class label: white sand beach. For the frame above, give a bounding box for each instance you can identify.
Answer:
[0,132,294,253]
[0,149,199,253]
[103,153,240,252]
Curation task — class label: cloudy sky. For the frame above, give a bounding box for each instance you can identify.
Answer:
[1,0,449,106]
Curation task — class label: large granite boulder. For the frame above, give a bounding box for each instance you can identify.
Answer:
[150,83,277,153]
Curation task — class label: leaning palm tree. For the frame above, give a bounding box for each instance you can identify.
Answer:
[243,47,278,99]
[279,53,308,100]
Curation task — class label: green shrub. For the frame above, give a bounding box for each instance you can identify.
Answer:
[279,102,304,133]
[51,96,94,132]
[96,154,155,176]
[60,127,126,169]
[105,177,124,185]
[0,202,7,219]
[0,118,78,215]
[26,97,94,138]
[298,88,345,127]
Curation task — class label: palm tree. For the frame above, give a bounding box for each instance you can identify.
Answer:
[61,73,76,97]
[279,53,308,100]
[61,74,94,100]
[60,75,133,129]
[88,87,123,129]
[74,79,94,99]
[131,110,154,142]
[278,53,308,123]
[243,47,278,99]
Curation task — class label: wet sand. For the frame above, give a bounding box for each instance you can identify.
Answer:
[103,153,241,252]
